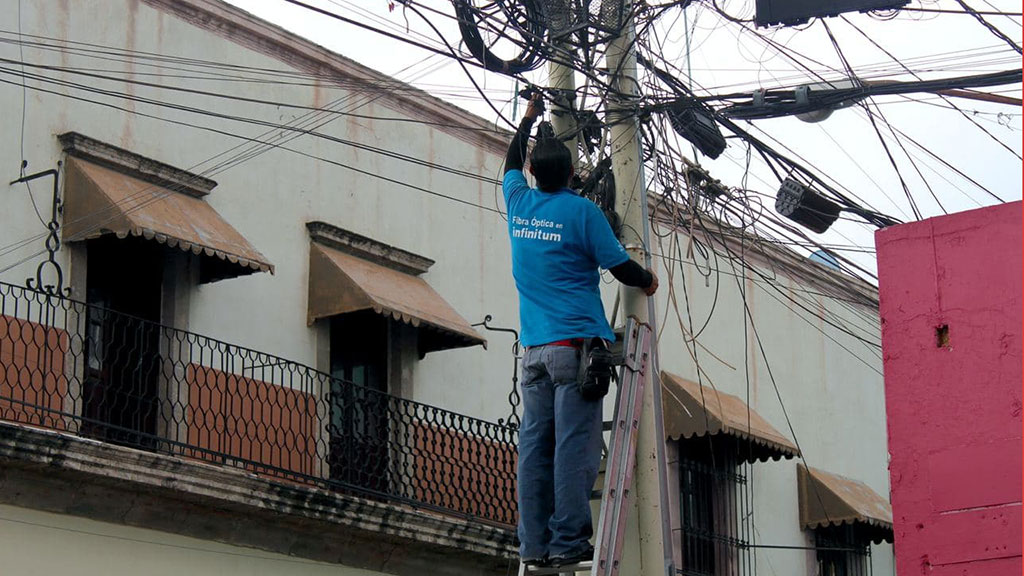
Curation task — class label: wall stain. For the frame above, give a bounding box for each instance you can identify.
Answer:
[121,0,139,146]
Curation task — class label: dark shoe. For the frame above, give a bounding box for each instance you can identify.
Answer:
[548,546,594,568]
[522,556,549,568]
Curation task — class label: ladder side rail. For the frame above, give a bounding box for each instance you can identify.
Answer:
[593,320,650,576]
[591,318,639,571]
[601,324,650,576]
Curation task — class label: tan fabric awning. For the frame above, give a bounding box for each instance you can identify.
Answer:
[798,464,894,544]
[308,242,485,354]
[63,157,273,282]
[661,371,799,463]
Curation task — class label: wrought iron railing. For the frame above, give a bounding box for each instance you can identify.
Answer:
[0,281,518,527]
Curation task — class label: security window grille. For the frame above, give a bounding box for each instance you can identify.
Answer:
[678,437,751,576]
[815,525,872,576]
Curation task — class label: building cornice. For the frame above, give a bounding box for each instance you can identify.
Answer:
[307,221,434,276]
[140,0,510,157]
[58,131,217,198]
[0,422,516,573]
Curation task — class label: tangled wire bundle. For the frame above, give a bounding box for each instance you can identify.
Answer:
[453,0,548,74]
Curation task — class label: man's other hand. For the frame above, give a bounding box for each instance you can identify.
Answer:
[525,93,544,121]
[644,270,659,296]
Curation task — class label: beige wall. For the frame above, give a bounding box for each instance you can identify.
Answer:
[0,504,379,576]
[0,0,892,573]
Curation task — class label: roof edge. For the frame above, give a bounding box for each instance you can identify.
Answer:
[141,0,510,156]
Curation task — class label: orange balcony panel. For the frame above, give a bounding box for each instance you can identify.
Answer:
[0,315,69,430]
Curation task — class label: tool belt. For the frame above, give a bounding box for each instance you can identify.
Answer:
[577,337,617,402]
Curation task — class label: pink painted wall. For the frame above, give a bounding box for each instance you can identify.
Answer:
[876,201,1022,576]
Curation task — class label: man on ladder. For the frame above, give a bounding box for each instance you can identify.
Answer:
[503,92,658,570]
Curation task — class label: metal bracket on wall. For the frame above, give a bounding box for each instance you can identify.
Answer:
[473,314,522,429]
[9,162,68,296]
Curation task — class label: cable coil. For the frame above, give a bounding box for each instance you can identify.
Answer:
[453,0,547,74]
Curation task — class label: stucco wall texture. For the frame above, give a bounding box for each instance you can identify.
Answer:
[877,201,1023,576]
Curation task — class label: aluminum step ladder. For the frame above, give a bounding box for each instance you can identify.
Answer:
[519,318,652,576]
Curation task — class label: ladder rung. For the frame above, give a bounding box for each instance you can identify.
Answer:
[525,560,594,575]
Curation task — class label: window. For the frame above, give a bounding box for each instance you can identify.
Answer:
[815,525,871,576]
[328,310,392,492]
[678,437,751,576]
[62,133,270,450]
[307,222,487,499]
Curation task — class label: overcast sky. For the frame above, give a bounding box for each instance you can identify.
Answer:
[223,0,1022,275]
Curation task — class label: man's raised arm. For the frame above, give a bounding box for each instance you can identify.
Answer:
[505,93,544,174]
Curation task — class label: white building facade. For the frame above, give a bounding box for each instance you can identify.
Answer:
[0,1,893,575]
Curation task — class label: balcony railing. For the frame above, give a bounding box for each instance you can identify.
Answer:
[0,281,518,527]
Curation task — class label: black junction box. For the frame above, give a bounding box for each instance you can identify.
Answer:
[754,0,910,27]
[775,178,842,234]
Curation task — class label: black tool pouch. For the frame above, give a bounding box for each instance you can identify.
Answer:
[577,337,617,402]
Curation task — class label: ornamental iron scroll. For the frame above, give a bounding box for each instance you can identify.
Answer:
[473,314,522,429]
[9,162,68,296]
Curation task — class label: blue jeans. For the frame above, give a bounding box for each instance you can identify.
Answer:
[517,344,603,560]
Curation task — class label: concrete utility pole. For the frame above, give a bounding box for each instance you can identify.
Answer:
[548,3,579,165]
[604,2,676,575]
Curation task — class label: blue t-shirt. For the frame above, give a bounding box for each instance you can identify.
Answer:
[503,169,629,347]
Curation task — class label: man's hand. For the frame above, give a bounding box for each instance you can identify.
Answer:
[644,270,659,296]
[525,93,544,121]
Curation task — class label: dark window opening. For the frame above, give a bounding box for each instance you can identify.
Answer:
[816,525,872,576]
[328,310,391,493]
[678,436,751,576]
[82,235,164,448]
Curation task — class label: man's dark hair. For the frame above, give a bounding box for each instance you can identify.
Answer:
[529,134,573,192]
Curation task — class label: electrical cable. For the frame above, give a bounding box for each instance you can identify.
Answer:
[701,13,1024,172]
[0,64,503,187]
[954,0,1023,54]
[452,0,545,74]
[13,0,48,231]
[0,56,506,134]
[821,22,926,219]
[0,74,504,241]
[0,47,506,266]
[839,14,1023,163]
[901,5,1021,16]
